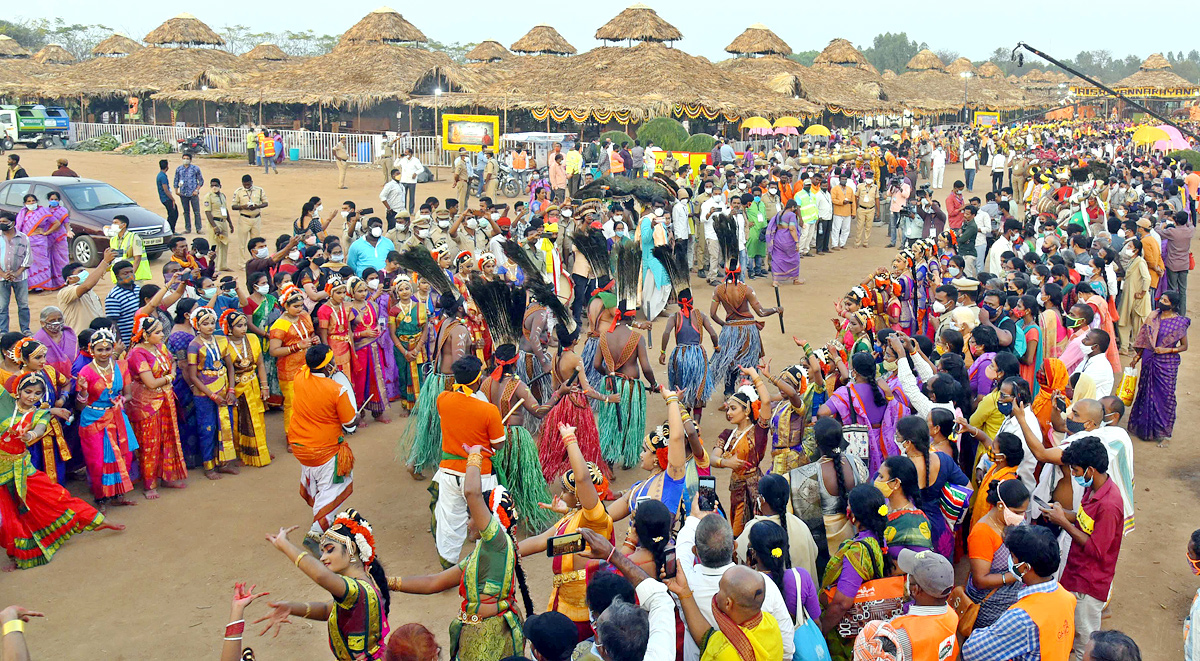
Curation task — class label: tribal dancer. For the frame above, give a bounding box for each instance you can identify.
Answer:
[260,509,390,660]
[125,315,188,496]
[571,221,615,412]
[454,251,492,364]
[760,362,813,474]
[387,464,533,661]
[538,322,614,484]
[713,367,773,535]
[387,275,426,415]
[608,388,690,524]
[706,232,783,398]
[655,243,719,420]
[593,300,657,468]
[396,245,470,480]
[288,344,359,546]
[501,241,559,439]
[75,329,139,509]
[222,310,270,467]
[6,338,71,486]
[186,307,238,479]
[0,373,123,570]
[892,249,918,335]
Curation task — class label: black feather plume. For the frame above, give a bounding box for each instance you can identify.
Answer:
[397,244,454,297]
[713,214,739,268]
[526,280,576,333]
[572,228,612,280]
[465,277,525,346]
[500,239,543,283]
[652,244,689,293]
[613,240,642,304]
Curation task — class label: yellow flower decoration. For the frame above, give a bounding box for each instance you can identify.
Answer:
[878,504,889,517]
[771,547,783,558]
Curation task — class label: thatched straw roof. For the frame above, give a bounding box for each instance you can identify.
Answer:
[718,53,889,113]
[154,41,476,109]
[595,4,682,44]
[881,69,897,80]
[0,36,31,59]
[977,61,1004,78]
[92,34,143,57]
[725,24,791,57]
[143,13,225,47]
[466,41,510,62]
[945,57,974,75]
[1140,53,1171,70]
[418,41,817,121]
[340,7,427,45]
[511,25,576,55]
[906,49,945,72]
[243,43,288,61]
[33,46,241,98]
[812,38,877,73]
[1112,53,1198,92]
[33,44,74,64]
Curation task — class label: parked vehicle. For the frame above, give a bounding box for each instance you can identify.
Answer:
[0,177,174,267]
[177,132,210,155]
[0,104,68,150]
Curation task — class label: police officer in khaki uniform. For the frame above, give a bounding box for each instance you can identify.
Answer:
[428,209,453,252]
[231,174,268,258]
[482,149,499,201]
[333,138,350,189]
[202,178,232,271]
[451,147,470,212]
[855,172,879,249]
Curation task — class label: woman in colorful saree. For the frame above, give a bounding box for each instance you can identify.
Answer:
[125,314,187,498]
[5,338,71,486]
[0,372,124,570]
[186,306,237,479]
[269,285,317,439]
[713,367,773,536]
[43,191,70,291]
[222,310,270,467]
[75,328,140,511]
[317,274,353,376]
[819,485,893,660]
[257,508,391,660]
[32,306,75,380]
[14,193,53,292]
[167,300,202,467]
[385,450,535,661]
[1128,290,1190,447]
[347,276,391,425]
[387,275,425,415]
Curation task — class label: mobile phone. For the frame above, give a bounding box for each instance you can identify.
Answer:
[1054,397,1067,413]
[662,547,677,579]
[698,476,718,512]
[546,532,586,557]
[1031,495,1050,510]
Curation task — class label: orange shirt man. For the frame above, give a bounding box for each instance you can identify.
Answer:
[891,550,960,661]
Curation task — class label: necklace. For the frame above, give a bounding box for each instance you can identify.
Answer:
[286,313,311,343]
[198,334,222,367]
[229,336,252,368]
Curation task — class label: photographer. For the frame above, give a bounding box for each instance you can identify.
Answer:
[338,200,363,248]
[885,174,911,248]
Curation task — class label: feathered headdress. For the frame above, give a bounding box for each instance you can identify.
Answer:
[713,214,739,273]
[397,244,455,298]
[465,276,526,347]
[651,244,690,295]
[571,226,612,280]
[500,239,544,285]
[526,279,576,333]
[612,240,642,305]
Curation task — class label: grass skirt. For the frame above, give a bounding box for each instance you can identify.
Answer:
[668,343,713,410]
[580,335,603,416]
[597,375,647,469]
[539,392,611,483]
[494,426,556,534]
[516,350,551,439]
[397,372,450,474]
[706,323,763,396]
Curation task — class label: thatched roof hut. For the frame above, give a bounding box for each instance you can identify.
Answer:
[38,46,241,98]
[33,44,74,64]
[725,24,791,57]
[1113,53,1197,94]
[595,4,682,44]
[92,34,143,57]
[812,38,877,74]
[340,7,427,45]
[945,57,974,76]
[0,36,31,59]
[906,49,945,72]
[466,41,511,63]
[243,43,289,61]
[717,53,889,113]
[510,25,576,55]
[143,13,225,47]
[977,61,1004,78]
[881,69,897,80]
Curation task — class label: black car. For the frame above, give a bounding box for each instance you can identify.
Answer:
[0,176,175,267]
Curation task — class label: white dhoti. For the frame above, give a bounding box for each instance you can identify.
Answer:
[432,468,498,565]
[301,456,354,537]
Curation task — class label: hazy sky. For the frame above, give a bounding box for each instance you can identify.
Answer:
[22,1,1197,65]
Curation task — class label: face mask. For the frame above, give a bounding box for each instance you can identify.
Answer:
[997,400,1014,416]
[1031,275,1043,285]
[490,212,501,221]
[1065,418,1086,435]
[932,301,947,314]
[255,247,269,259]
[881,359,898,373]
[1083,343,1097,356]
[1073,469,1093,489]
[370,226,383,238]
[438,220,450,229]
[465,218,478,230]
[769,188,778,195]
[203,287,217,298]
[1117,229,1126,238]
[562,209,572,218]
[419,214,432,222]
[287,250,301,261]
[367,279,379,290]
[49,200,61,208]
[738,183,746,190]
[330,253,344,262]
[304,236,317,246]
[873,479,895,498]
[316,205,324,214]
[705,187,713,193]
[1000,504,1025,527]
[948,266,960,277]
[654,208,664,217]
[417,229,431,239]
[340,211,350,219]
[255,283,270,295]
[102,224,118,238]
[72,269,88,282]
[1007,554,1026,580]
[182,159,191,166]
[980,304,999,319]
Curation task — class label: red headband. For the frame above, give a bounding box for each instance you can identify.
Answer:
[608,307,637,333]
[490,354,518,382]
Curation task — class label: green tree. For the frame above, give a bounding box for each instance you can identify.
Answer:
[425,40,476,64]
[0,18,46,50]
[862,32,924,73]
[788,50,819,67]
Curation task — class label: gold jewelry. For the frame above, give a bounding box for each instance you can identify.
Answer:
[466,453,484,469]
[294,551,309,567]
[388,576,403,591]
[2,621,24,636]
[302,603,311,619]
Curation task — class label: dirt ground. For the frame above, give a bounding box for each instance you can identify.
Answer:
[1,149,1193,660]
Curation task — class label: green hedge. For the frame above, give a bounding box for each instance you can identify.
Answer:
[598,130,632,147]
[1168,150,1200,170]
[636,117,689,152]
[680,133,716,153]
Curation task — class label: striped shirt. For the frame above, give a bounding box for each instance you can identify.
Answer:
[103,284,140,345]
[962,579,1063,661]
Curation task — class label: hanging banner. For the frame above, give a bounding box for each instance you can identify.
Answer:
[974,111,1000,127]
[441,113,499,152]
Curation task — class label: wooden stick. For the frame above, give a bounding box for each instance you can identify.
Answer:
[774,285,786,333]
[500,401,524,425]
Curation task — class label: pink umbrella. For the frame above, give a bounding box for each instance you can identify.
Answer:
[1153,124,1190,151]
[773,126,799,135]
[748,127,774,136]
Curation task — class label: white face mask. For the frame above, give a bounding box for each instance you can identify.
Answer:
[562,209,572,218]
[1037,293,1048,306]
[769,188,778,195]
[490,212,501,221]
[102,224,118,238]
[1117,229,1126,238]
[654,208,664,217]
[932,301,947,314]
[255,247,269,259]
[417,228,431,239]
[948,266,960,276]
[367,279,379,290]
[419,214,431,222]
[256,283,270,295]
[738,183,746,190]
[1031,275,1043,285]
[370,226,383,238]
[288,250,301,261]
[316,205,324,214]
[331,253,344,262]
[340,210,350,219]
[466,218,478,230]
[437,220,450,229]
[24,203,36,211]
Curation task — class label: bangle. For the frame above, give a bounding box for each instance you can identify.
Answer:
[2,620,24,636]
[606,546,617,564]
[563,433,578,447]
[294,551,309,567]
[677,589,693,600]
[303,603,311,619]
[388,576,403,591]
[225,620,245,638]
[466,453,484,469]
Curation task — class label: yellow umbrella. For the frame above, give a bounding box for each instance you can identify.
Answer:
[804,124,831,136]
[1132,125,1169,144]
[741,116,772,130]
[773,116,803,128]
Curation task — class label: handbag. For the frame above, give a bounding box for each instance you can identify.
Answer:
[948,585,995,638]
[840,386,871,463]
[1117,366,1138,406]
[940,482,975,528]
[785,569,831,660]
[823,542,906,639]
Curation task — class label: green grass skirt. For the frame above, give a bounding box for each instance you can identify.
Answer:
[596,375,647,469]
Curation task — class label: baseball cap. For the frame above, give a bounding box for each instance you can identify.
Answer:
[1136,218,1152,229]
[897,549,954,598]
